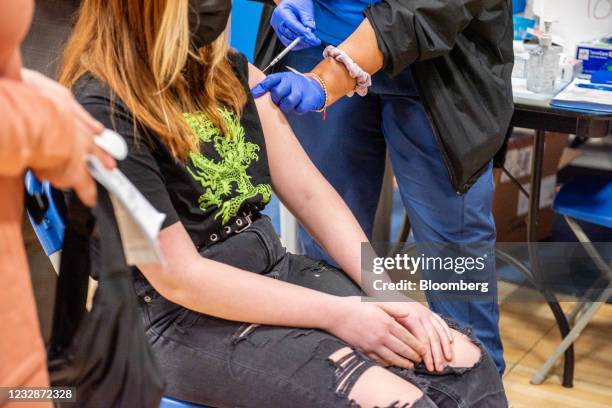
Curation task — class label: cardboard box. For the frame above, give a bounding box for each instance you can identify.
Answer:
[493,131,569,242]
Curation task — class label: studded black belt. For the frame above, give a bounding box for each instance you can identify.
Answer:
[201,210,260,248]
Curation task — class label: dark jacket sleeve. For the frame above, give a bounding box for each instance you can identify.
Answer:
[250,0,287,71]
[364,0,486,77]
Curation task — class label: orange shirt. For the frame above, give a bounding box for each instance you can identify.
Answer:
[0,80,79,408]
[0,1,76,407]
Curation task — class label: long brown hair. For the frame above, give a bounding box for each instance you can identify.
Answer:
[60,0,247,160]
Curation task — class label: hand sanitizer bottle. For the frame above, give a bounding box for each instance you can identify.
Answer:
[527,20,562,94]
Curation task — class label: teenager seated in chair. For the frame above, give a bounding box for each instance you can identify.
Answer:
[60,1,507,406]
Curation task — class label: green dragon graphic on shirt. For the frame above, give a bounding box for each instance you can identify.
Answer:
[185,108,271,225]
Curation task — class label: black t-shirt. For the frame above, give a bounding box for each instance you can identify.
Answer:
[74,52,272,248]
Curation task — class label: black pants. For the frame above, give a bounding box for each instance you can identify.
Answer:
[133,217,507,407]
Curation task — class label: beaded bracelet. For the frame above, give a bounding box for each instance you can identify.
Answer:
[286,66,329,119]
[322,45,372,97]
[305,72,329,120]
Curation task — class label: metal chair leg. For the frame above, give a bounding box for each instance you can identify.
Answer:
[531,286,611,385]
[495,248,536,285]
[531,215,612,385]
[567,299,591,325]
[565,216,612,280]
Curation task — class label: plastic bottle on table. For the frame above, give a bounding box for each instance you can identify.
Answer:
[526,20,562,94]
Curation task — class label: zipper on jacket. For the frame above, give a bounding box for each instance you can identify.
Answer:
[410,67,468,195]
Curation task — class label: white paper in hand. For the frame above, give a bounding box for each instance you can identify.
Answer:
[86,155,165,266]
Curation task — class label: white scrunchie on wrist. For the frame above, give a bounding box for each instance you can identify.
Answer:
[322,45,372,97]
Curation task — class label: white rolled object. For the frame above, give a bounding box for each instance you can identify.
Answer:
[95,129,128,160]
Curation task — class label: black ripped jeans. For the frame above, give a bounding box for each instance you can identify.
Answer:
[133,217,507,407]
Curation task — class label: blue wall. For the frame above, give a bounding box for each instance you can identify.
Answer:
[230,1,264,62]
[512,0,526,14]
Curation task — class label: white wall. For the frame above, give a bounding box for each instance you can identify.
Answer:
[530,0,612,56]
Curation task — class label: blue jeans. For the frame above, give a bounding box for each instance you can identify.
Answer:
[285,45,505,373]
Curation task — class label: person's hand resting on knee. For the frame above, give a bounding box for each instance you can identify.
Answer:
[392,302,455,372]
[331,297,454,372]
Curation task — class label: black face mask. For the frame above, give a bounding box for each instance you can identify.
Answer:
[188,0,232,49]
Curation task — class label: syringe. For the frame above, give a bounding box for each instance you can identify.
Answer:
[262,36,303,73]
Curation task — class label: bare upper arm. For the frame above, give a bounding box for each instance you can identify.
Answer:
[248,62,266,89]
[247,63,323,208]
[137,221,200,297]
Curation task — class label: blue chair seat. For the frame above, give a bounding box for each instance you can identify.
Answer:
[553,176,612,228]
[160,396,211,408]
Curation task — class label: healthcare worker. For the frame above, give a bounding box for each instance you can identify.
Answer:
[252,0,514,373]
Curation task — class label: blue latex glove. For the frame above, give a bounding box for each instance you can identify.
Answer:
[271,0,321,50]
[252,72,324,114]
